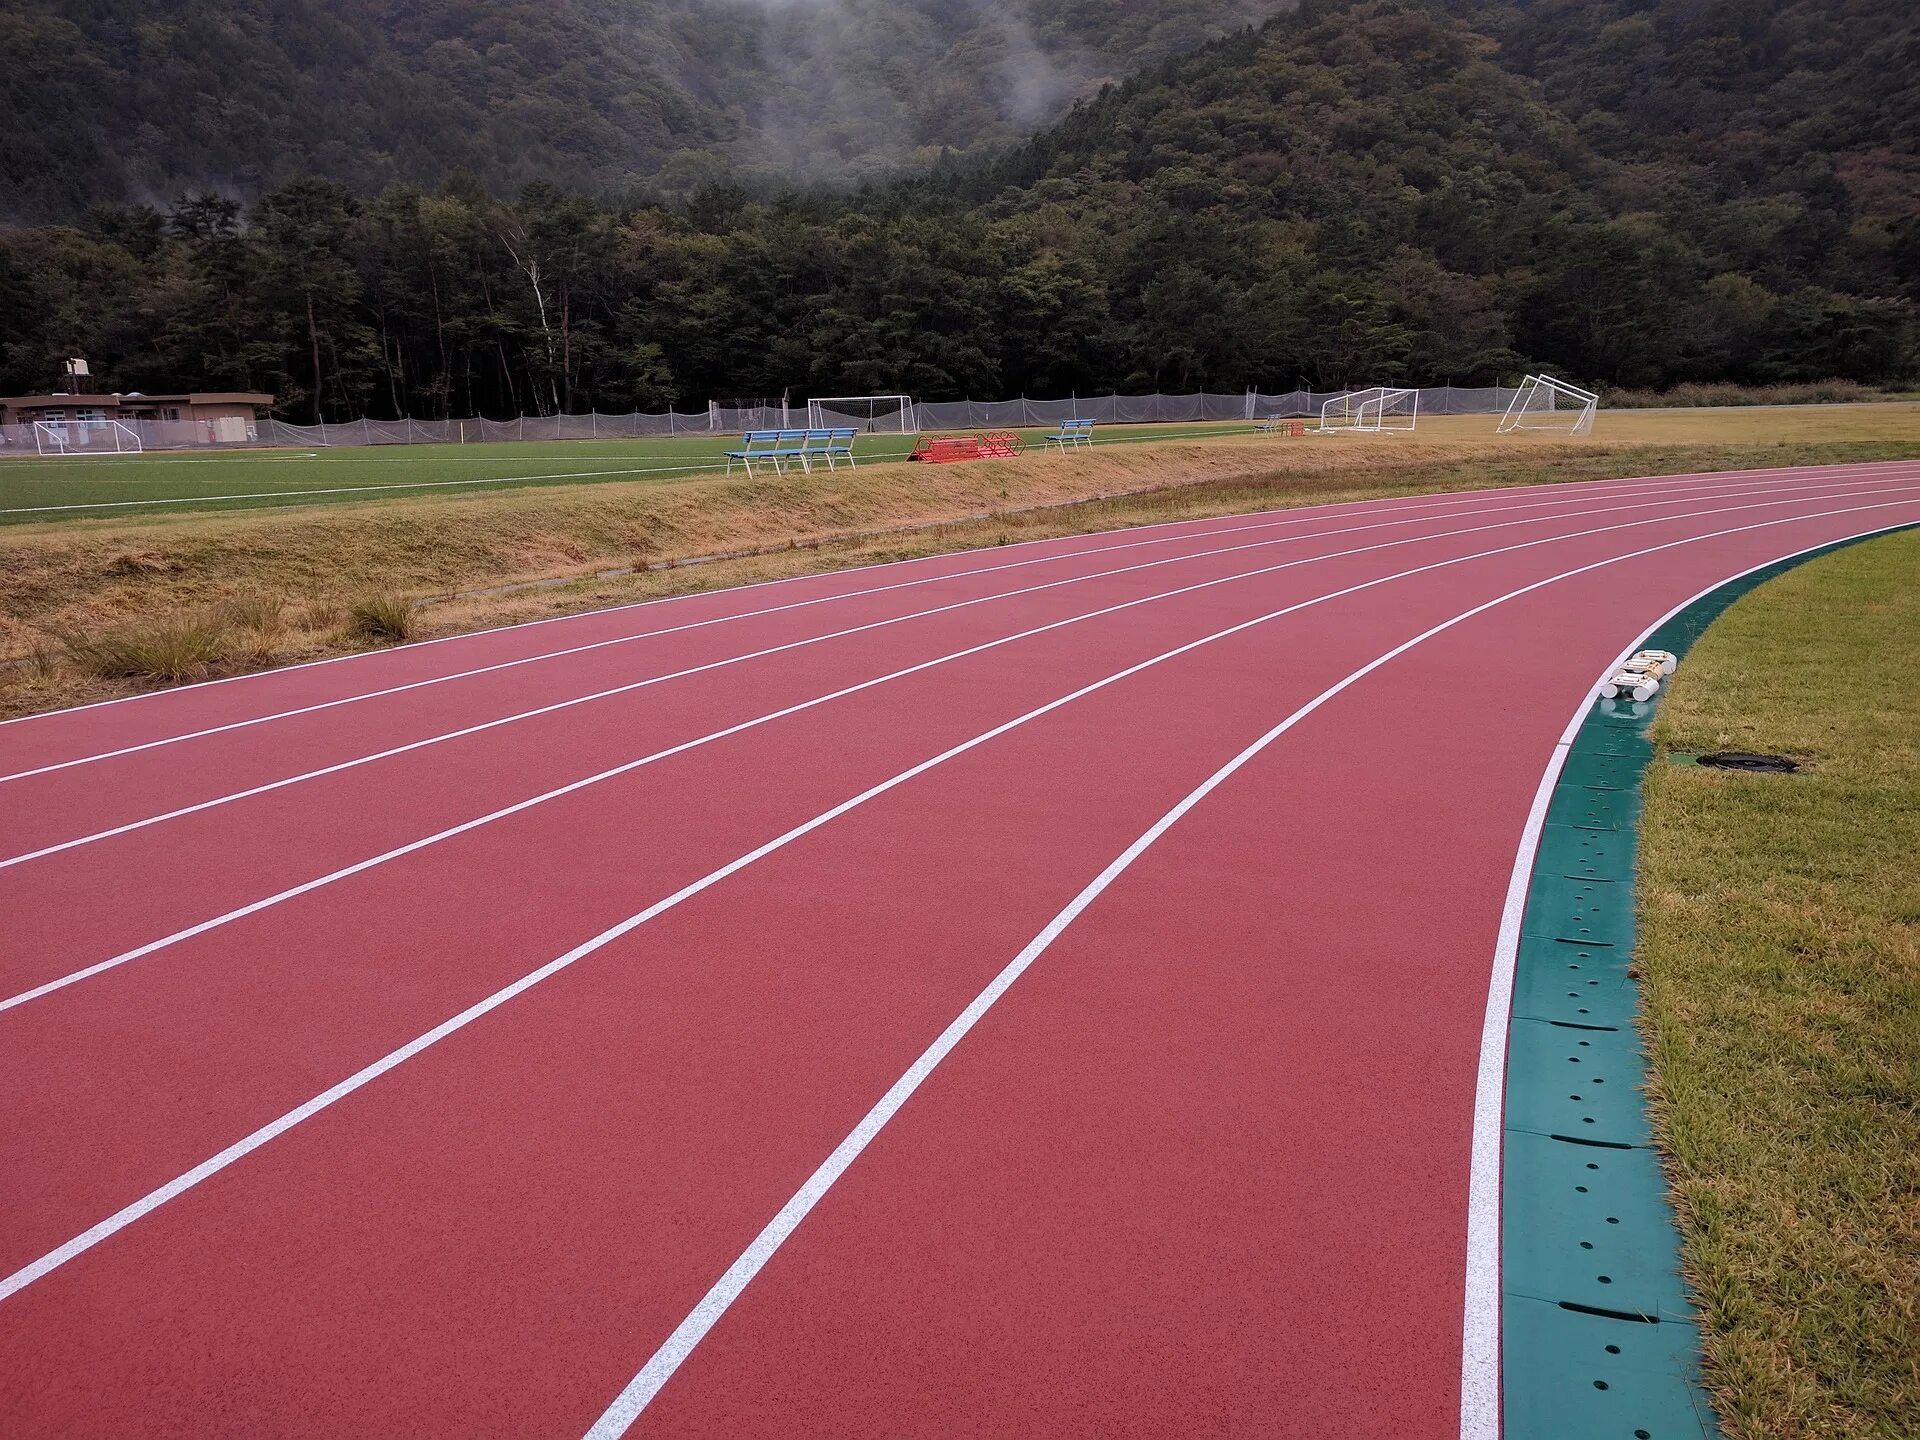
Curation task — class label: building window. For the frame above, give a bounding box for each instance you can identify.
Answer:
[165,407,181,422]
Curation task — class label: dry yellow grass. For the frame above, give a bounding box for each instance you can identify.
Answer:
[3,404,1917,718]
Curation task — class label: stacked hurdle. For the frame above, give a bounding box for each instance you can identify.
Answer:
[1598,650,1678,702]
[907,431,1024,463]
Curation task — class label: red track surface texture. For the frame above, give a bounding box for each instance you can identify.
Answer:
[4,462,1918,1437]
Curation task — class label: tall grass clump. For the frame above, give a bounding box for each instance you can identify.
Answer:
[348,592,416,643]
[62,616,233,684]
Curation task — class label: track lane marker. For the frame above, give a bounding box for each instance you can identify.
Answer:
[7,458,1910,735]
[4,466,1851,782]
[3,495,1916,1312]
[9,472,1906,866]
[583,500,1920,1435]
[6,479,1908,1021]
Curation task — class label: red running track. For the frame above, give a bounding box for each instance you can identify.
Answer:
[2,460,1917,1437]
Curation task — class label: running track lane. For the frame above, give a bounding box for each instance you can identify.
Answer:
[1,464,1916,1436]
[10,468,1911,988]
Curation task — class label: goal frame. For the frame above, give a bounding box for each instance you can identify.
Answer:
[33,418,143,455]
[806,395,918,433]
[1498,375,1598,438]
[1319,386,1418,435]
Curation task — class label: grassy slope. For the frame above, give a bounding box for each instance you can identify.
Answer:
[1639,529,1920,1439]
[2,405,1917,718]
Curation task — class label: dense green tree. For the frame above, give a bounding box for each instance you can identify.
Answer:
[1,0,1913,414]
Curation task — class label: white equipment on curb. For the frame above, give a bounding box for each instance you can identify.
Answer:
[1318,386,1418,434]
[33,418,143,455]
[805,395,917,433]
[1599,649,1678,702]
[1498,374,1599,437]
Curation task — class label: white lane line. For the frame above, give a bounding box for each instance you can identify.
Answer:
[0,461,737,517]
[3,500,1916,1321]
[5,459,1911,735]
[5,466,1856,783]
[583,504,1920,1435]
[14,476,1860,862]
[6,472,1772,785]
[1452,515,1919,1440]
[6,478,1911,1016]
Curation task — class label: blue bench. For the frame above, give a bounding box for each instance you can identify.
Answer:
[725,430,784,477]
[801,427,860,471]
[727,427,860,477]
[1043,417,1095,451]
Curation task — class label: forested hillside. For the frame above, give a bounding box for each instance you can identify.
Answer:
[0,0,1277,222]
[1,0,1914,420]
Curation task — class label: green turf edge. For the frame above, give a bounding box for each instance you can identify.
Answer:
[1499,519,1920,1440]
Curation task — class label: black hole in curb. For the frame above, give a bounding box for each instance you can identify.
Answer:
[1699,751,1798,773]
[1559,1301,1660,1324]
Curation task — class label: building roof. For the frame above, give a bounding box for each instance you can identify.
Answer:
[0,391,274,409]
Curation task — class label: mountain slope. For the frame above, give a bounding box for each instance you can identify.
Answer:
[0,0,1281,222]
[1,0,1912,416]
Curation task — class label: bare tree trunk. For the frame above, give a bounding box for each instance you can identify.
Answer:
[306,291,324,423]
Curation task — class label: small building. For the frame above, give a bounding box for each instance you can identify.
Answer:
[0,391,275,446]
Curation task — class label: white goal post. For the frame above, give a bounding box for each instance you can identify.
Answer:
[33,418,143,455]
[1498,375,1598,437]
[1319,386,1418,434]
[806,395,918,433]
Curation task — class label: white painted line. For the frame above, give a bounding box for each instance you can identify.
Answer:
[14,475,1868,859]
[3,501,1915,1321]
[6,458,1910,734]
[7,479,1913,1019]
[1453,514,1920,1440]
[9,470,1788,784]
[586,505,1920,1435]
[0,461,737,517]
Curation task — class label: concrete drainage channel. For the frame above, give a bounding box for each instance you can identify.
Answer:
[1501,522,1919,1440]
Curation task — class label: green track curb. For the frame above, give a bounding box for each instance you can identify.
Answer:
[1499,521,1919,1440]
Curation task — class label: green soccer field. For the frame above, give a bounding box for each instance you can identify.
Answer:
[0,423,1255,525]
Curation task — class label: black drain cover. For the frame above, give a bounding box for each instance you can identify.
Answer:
[1698,751,1799,773]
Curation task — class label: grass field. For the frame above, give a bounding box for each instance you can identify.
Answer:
[0,422,1244,523]
[1639,528,1920,1439]
[4,404,1918,525]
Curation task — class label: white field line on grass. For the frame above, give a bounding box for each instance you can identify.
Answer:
[1453,514,1920,1440]
[582,502,1920,1435]
[5,497,1913,1349]
[7,474,1899,869]
[0,461,737,517]
[5,479,1914,1028]
[6,465,1873,787]
[7,458,1914,736]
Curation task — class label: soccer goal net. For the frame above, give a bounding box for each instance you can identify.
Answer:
[1498,375,1598,437]
[1319,386,1418,434]
[806,395,918,433]
[33,418,143,455]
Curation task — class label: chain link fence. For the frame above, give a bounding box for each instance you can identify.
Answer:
[3,388,1526,454]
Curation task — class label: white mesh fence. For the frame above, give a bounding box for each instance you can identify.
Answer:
[0,388,1533,455]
